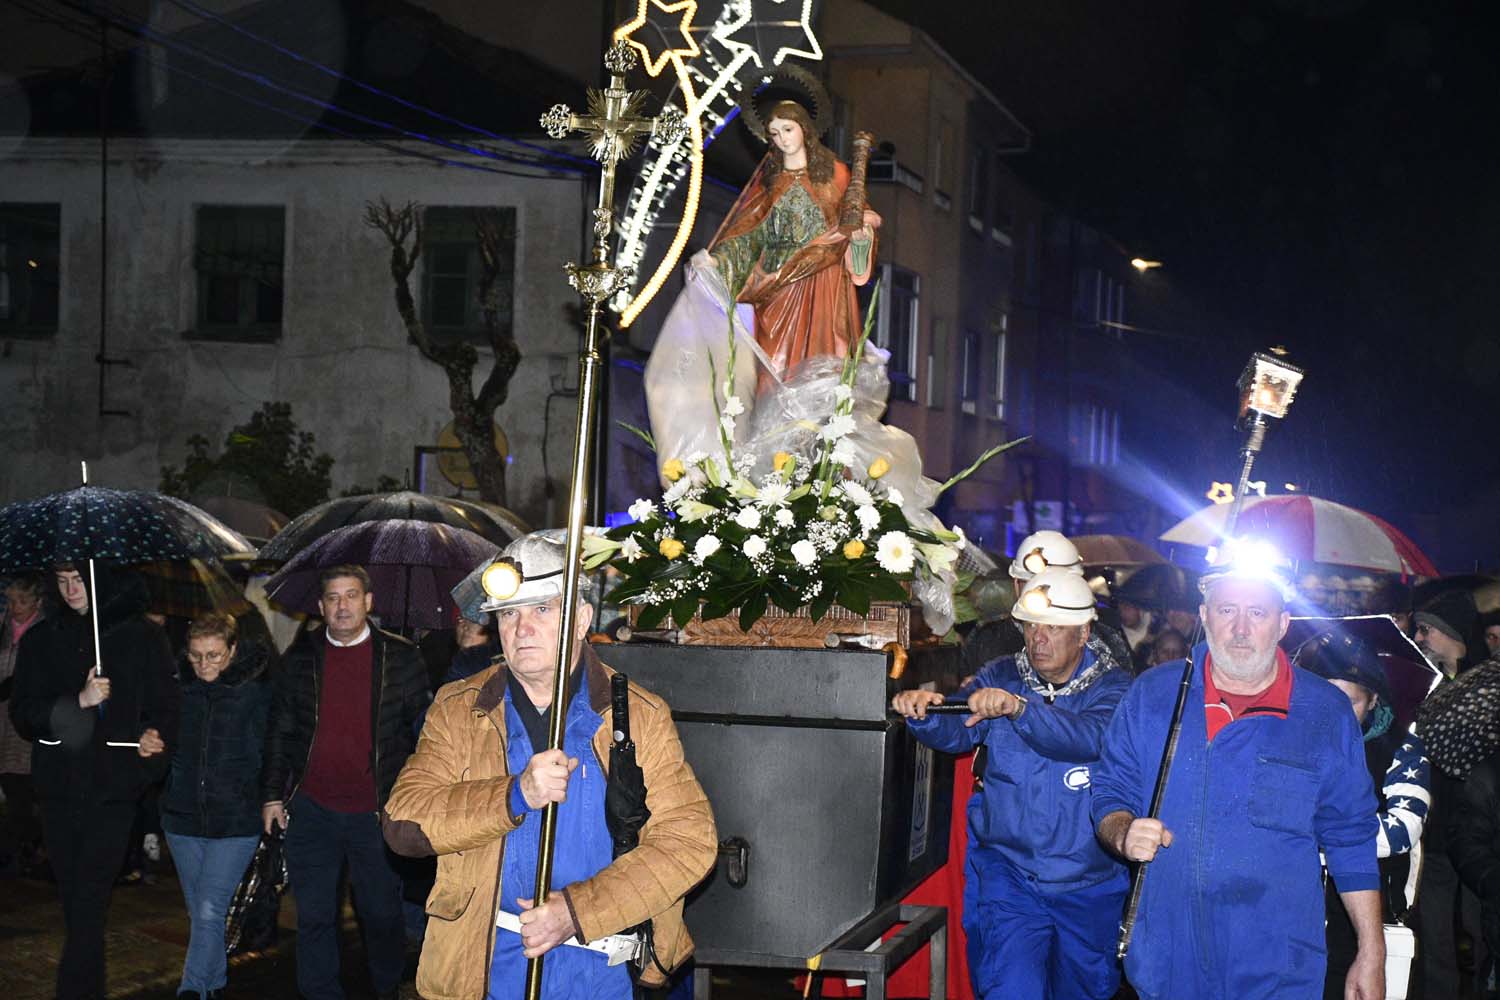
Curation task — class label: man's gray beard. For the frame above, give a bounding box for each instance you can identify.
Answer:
[1206,633,1278,687]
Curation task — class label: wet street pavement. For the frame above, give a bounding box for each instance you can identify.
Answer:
[0,860,803,999]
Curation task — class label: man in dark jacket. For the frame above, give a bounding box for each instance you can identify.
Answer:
[9,565,180,1000]
[259,565,428,1000]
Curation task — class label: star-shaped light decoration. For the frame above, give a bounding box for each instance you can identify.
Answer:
[713,0,823,67]
[1206,482,1235,505]
[615,0,702,77]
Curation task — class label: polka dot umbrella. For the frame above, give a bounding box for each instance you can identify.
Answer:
[0,466,257,674]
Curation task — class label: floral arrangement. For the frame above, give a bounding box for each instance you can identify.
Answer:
[586,288,1018,632]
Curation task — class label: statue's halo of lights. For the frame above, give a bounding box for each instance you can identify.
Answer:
[735,63,833,142]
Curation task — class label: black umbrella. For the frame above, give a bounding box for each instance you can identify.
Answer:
[257,491,527,565]
[0,465,256,673]
[1283,614,1441,738]
[263,519,499,630]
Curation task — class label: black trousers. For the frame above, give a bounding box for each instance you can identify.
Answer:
[41,799,136,1000]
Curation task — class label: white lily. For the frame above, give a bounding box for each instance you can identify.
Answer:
[627,498,655,523]
[676,500,719,523]
[916,541,958,575]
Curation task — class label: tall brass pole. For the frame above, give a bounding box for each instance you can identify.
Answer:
[527,41,686,1000]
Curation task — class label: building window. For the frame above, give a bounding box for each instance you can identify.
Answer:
[862,265,919,403]
[966,146,987,233]
[927,319,948,409]
[194,205,285,340]
[960,328,981,415]
[1073,402,1120,466]
[992,313,1008,420]
[422,206,517,344]
[0,203,61,336]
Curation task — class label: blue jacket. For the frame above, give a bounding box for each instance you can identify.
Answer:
[907,644,1131,891]
[1091,645,1380,1000]
[488,667,631,1000]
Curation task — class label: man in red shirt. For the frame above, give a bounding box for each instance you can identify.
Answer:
[260,566,429,1000]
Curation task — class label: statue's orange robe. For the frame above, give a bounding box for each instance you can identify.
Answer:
[708,158,876,396]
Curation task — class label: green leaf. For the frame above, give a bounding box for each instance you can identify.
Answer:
[615,420,657,453]
[808,591,835,623]
[838,578,871,616]
[670,595,700,629]
[768,583,800,613]
[737,592,768,631]
[935,436,1031,496]
[867,576,910,603]
[700,598,733,622]
[636,603,669,630]
[606,579,651,604]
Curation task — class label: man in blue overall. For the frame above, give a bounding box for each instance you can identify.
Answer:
[893,567,1131,999]
[1092,547,1385,1000]
[382,532,716,1000]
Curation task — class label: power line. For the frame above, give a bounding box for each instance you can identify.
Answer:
[160,0,594,169]
[57,0,586,177]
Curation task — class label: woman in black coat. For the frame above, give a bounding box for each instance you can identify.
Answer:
[9,565,180,1000]
[160,612,271,1000]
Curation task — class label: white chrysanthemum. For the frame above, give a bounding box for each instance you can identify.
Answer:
[840,481,874,507]
[722,395,745,417]
[885,487,905,507]
[756,481,792,508]
[774,507,796,528]
[742,534,767,559]
[662,477,693,504]
[694,534,722,562]
[628,498,655,522]
[820,414,856,441]
[830,440,857,467]
[834,384,853,403]
[620,536,645,562]
[876,531,915,573]
[734,505,762,530]
[855,505,881,533]
[791,539,818,567]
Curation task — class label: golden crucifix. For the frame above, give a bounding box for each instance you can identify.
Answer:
[527,38,686,1000]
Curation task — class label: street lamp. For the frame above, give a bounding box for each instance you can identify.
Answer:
[1130,257,1163,272]
[1225,350,1305,537]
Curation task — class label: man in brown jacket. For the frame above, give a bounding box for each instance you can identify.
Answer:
[383,532,716,1000]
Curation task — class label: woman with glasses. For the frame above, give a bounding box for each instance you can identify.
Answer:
[160,612,271,999]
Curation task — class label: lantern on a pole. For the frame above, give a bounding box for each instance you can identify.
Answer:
[1225,350,1305,538]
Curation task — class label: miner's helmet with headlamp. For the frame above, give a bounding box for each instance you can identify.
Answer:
[1198,536,1297,605]
[478,530,597,613]
[1011,568,1099,627]
[1008,530,1085,582]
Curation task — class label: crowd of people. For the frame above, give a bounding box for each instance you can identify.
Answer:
[3,523,1500,1000]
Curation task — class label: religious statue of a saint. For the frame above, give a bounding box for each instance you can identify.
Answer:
[701,100,882,395]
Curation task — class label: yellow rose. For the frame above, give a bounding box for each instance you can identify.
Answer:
[658,538,685,560]
[662,458,686,482]
[868,456,892,479]
[843,539,866,560]
[773,451,793,472]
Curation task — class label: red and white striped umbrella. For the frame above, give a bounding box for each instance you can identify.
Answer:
[1160,494,1437,576]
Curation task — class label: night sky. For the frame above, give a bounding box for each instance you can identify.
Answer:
[870,0,1500,566]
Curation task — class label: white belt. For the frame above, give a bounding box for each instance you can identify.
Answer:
[495,909,642,967]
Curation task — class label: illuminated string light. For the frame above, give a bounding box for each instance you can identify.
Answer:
[614,0,825,326]
[615,0,703,77]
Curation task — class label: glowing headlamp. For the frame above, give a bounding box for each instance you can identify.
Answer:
[1200,537,1296,602]
[1021,548,1048,575]
[1019,585,1093,616]
[480,560,523,602]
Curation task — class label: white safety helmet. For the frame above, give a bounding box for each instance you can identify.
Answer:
[478,530,597,612]
[1008,530,1085,582]
[1198,536,1296,605]
[1011,568,1098,627]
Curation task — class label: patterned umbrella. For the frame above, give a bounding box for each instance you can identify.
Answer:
[257,491,527,565]
[264,519,499,630]
[1160,495,1437,576]
[0,485,255,571]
